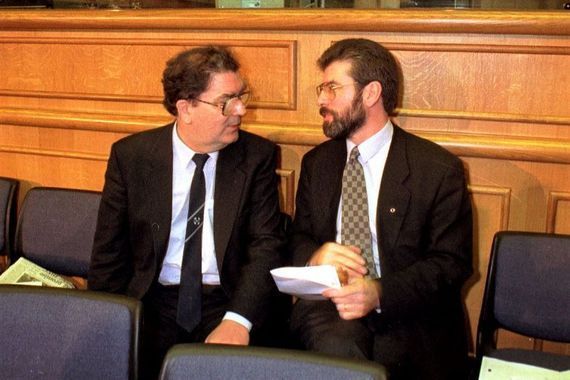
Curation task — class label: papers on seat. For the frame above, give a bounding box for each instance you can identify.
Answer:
[479,356,570,380]
[0,257,75,288]
[270,265,341,300]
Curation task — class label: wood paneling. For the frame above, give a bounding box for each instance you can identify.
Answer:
[0,38,297,110]
[1,8,569,355]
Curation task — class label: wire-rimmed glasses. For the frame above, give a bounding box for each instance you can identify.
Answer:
[192,91,250,116]
[315,82,357,100]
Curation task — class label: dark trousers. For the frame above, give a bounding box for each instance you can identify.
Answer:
[290,299,469,380]
[141,283,229,380]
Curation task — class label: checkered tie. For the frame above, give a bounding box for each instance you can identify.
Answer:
[341,147,378,279]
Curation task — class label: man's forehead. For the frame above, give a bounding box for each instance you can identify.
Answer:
[323,60,353,81]
[205,71,244,94]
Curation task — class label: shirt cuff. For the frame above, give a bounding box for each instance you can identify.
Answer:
[223,311,252,332]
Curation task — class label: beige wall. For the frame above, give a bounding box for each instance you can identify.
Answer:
[1,8,569,355]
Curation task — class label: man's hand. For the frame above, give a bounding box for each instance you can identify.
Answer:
[322,278,382,320]
[205,319,250,345]
[308,242,368,279]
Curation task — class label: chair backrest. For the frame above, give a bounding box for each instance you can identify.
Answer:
[0,285,141,380]
[14,187,101,277]
[159,343,388,380]
[476,231,570,358]
[0,177,19,258]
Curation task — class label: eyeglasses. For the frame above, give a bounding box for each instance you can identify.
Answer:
[316,82,357,100]
[192,91,250,116]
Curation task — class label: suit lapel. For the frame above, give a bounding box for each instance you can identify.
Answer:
[377,126,410,254]
[143,124,174,264]
[213,139,246,269]
[320,140,346,240]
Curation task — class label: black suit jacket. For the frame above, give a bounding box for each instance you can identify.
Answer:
[88,123,284,327]
[290,125,473,375]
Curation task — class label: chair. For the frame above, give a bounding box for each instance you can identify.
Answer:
[0,177,19,260]
[13,186,101,278]
[159,343,388,380]
[0,177,19,273]
[0,284,141,380]
[475,231,570,373]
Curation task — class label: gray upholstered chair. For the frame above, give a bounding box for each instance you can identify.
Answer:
[13,186,101,278]
[475,231,570,374]
[159,343,388,380]
[0,285,141,380]
[0,176,19,263]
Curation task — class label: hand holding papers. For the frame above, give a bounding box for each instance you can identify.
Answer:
[270,265,341,300]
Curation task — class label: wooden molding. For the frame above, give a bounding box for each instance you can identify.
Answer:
[397,108,570,127]
[0,9,569,36]
[546,191,570,234]
[468,185,511,231]
[382,42,570,56]
[276,169,295,217]
[2,107,570,164]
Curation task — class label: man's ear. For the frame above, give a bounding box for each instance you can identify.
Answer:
[362,81,382,108]
[176,99,192,124]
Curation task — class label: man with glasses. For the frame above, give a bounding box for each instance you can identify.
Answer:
[88,46,285,379]
[289,39,473,380]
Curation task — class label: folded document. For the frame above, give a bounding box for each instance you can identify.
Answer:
[270,265,341,300]
[0,257,75,288]
[479,356,570,380]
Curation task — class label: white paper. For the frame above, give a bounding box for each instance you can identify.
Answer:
[479,356,570,380]
[270,265,341,300]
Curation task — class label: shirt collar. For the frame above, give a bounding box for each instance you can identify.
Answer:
[172,122,219,168]
[346,120,394,164]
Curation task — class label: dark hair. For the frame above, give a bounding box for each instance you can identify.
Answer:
[317,39,399,114]
[162,45,240,116]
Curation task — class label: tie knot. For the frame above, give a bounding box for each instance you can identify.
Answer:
[192,154,209,171]
[349,147,360,162]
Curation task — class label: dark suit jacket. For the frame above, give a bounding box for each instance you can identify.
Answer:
[88,123,284,327]
[290,125,473,377]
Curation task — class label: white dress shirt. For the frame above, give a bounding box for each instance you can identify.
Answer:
[158,124,251,331]
[335,120,394,277]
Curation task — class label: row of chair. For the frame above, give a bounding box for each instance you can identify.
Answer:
[0,285,387,380]
[0,178,387,379]
[0,177,100,279]
[1,176,569,378]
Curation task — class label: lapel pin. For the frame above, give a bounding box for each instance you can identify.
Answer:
[389,207,396,214]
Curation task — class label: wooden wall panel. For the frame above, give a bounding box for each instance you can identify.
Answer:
[547,192,570,234]
[0,37,297,111]
[1,9,570,355]
[463,185,511,351]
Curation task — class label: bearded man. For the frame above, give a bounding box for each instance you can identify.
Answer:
[288,38,473,380]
